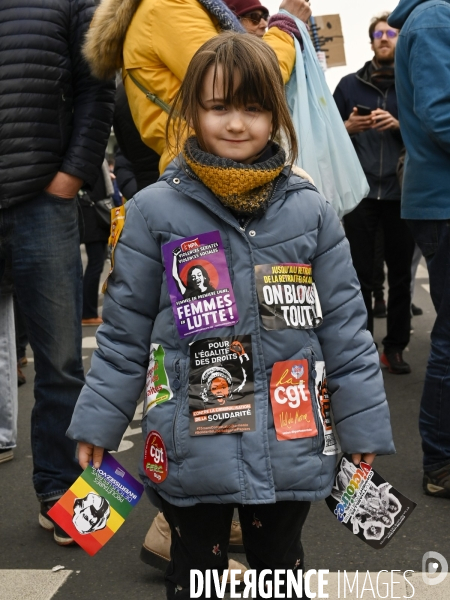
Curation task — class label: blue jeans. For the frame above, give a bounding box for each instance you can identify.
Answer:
[0,191,84,499]
[407,219,450,471]
[0,293,17,449]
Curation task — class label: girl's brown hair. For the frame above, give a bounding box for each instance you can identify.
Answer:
[166,32,298,164]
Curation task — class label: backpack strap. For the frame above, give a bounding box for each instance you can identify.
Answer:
[127,71,171,115]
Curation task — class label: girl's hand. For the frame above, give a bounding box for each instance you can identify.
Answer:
[77,442,105,470]
[352,453,376,466]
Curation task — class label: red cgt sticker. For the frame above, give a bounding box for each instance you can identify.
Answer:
[143,431,168,483]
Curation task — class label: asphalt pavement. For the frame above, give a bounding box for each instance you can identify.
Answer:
[1,259,449,599]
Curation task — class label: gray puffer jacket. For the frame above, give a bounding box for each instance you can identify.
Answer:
[67,161,395,508]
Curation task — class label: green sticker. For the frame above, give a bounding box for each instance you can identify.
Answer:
[145,344,173,413]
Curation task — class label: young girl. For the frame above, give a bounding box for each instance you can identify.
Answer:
[68,33,394,599]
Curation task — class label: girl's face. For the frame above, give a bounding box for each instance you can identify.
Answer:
[197,65,273,164]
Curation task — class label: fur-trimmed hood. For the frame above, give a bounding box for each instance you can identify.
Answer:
[83,0,142,80]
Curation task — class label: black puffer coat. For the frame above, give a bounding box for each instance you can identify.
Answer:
[0,0,115,209]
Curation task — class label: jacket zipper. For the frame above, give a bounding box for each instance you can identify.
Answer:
[355,74,391,200]
[240,177,282,233]
[172,359,182,461]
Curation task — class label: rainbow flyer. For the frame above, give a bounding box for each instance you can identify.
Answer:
[48,452,144,556]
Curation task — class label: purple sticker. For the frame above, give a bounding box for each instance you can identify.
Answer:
[162,231,239,338]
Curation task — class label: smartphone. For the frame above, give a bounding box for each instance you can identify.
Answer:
[356,104,372,116]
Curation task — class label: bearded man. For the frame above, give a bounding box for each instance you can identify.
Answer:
[333,13,415,375]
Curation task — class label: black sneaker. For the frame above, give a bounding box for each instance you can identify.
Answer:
[411,303,423,316]
[381,351,411,374]
[373,299,387,318]
[39,500,74,545]
[423,464,450,498]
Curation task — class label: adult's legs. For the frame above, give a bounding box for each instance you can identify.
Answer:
[373,223,385,304]
[10,192,84,500]
[14,292,28,361]
[82,241,107,319]
[407,220,450,472]
[343,199,380,335]
[381,201,415,353]
[410,243,423,306]
[0,293,18,453]
[160,498,233,599]
[238,501,311,599]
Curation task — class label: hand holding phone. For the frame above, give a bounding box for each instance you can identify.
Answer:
[345,106,374,135]
[356,104,372,116]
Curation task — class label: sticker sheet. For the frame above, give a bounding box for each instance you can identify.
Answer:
[48,453,143,556]
[162,231,239,338]
[189,335,255,436]
[326,455,417,549]
[255,263,322,330]
[144,344,173,415]
[314,361,340,455]
[270,360,318,441]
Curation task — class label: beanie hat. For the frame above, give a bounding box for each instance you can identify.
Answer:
[223,0,269,18]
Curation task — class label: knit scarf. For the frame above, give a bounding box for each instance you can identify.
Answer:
[197,0,246,32]
[369,60,395,92]
[183,137,286,216]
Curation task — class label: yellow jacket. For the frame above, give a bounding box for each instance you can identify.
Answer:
[123,0,295,173]
[84,0,296,173]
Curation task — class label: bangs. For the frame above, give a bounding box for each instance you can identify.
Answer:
[203,45,275,111]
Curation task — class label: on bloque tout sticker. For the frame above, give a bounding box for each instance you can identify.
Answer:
[255,263,323,330]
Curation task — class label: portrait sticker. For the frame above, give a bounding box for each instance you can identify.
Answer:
[255,263,323,330]
[270,360,318,441]
[189,335,255,436]
[162,231,239,338]
[326,455,417,549]
[314,361,340,455]
[47,452,144,556]
[143,430,168,484]
[144,344,173,415]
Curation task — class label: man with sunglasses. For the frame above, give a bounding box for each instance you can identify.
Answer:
[333,13,416,376]
[226,0,270,37]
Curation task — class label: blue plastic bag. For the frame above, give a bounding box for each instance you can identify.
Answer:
[283,13,369,218]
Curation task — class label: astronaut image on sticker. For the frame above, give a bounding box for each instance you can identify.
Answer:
[189,335,255,436]
[72,492,111,535]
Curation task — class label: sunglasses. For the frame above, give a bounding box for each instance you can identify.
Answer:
[373,29,397,39]
[241,11,270,24]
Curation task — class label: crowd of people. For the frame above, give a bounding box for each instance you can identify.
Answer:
[0,0,449,598]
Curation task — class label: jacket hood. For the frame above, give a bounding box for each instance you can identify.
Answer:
[83,0,142,80]
[388,0,448,28]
